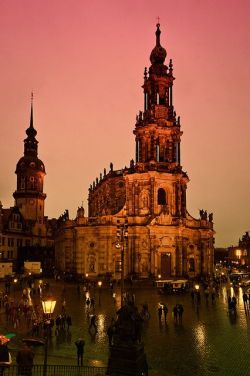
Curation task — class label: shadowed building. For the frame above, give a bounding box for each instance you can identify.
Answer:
[228,231,250,267]
[0,97,55,273]
[55,24,215,280]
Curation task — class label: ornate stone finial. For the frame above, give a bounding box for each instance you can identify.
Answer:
[77,205,85,218]
[96,177,99,184]
[169,58,173,73]
[100,172,102,180]
[93,181,95,188]
[104,168,106,176]
[156,22,161,46]
[110,162,113,172]
[144,67,147,81]
[130,159,135,169]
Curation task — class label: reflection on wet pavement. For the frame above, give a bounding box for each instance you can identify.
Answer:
[1,280,250,376]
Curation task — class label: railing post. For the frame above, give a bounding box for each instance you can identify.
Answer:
[43,327,49,376]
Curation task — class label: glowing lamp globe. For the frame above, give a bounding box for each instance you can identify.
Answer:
[42,298,57,315]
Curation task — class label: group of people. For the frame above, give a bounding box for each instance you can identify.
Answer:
[158,303,184,324]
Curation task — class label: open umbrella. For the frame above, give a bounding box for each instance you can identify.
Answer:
[0,335,10,345]
[22,338,45,346]
[5,333,16,340]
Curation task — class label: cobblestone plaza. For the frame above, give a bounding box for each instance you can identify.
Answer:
[1,279,250,376]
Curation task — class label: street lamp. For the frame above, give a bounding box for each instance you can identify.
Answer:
[116,218,128,307]
[98,280,102,305]
[41,297,56,376]
[13,278,18,300]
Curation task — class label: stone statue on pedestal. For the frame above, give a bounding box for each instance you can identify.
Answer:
[107,300,148,376]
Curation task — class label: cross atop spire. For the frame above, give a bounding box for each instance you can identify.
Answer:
[30,92,34,129]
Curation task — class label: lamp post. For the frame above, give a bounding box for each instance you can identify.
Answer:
[13,278,18,300]
[116,218,128,307]
[41,297,56,376]
[98,280,102,305]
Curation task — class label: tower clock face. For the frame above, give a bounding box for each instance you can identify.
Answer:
[29,199,35,205]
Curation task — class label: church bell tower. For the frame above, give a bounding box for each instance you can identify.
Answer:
[13,95,46,223]
[132,24,188,218]
[134,23,182,171]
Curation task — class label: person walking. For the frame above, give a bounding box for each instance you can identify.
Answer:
[158,306,163,322]
[177,304,184,323]
[89,314,97,332]
[243,293,248,314]
[173,305,178,323]
[66,315,72,331]
[163,304,168,323]
[16,343,34,376]
[75,338,85,366]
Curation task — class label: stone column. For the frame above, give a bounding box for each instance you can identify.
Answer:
[150,177,155,215]
[175,237,183,276]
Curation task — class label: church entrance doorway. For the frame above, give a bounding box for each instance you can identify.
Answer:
[161,253,171,277]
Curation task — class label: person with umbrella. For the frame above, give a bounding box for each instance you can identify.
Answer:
[75,338,85,366]
[0,336,11,375]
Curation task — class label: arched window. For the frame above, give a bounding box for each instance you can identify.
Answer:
[158,188,167,205]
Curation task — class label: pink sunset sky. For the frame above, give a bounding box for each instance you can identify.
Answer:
[0,0,250,247]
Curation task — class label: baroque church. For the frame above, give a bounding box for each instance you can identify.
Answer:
[55,24,215,280]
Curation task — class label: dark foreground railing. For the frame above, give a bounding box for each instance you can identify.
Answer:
[0,364,108,376]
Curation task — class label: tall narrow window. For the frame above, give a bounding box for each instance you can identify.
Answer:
[175,142,179,163]
[30,176,35,189]
[21,177,25,190]
[156,144,160,162]
[156,93,160,105]
[144,93,148,110]
[136,140,141,162]
[158,188,167,205]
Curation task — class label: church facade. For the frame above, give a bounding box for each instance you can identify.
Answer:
[55,24,215,280]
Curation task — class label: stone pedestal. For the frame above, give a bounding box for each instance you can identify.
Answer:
[107,342,148,376]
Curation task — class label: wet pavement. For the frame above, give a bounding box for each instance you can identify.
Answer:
[1,279,250,376]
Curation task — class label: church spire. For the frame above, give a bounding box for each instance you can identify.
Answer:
[30,92,34,129]
[24,93,38,156]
